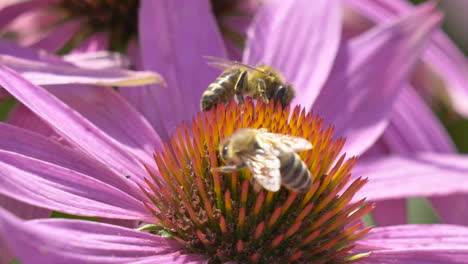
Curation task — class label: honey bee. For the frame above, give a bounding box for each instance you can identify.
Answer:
[200,56,295,111]
[212,128,313,192]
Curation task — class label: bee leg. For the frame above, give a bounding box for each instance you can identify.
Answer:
[211,163,246,172]
[234,70,247,105]
[256,79,269,103]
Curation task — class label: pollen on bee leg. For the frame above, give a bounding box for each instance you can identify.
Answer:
[144,98,373,263]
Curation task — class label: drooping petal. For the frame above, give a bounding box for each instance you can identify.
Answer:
[63,51,130,70]
[382,85,455,154]
[0,149,152,220]
[0,122,144,199]
[7,104,59,140]
[0,67,160,185]
[30,20,81,52]
[352,153,468,204]
[120,0,226,140]
[313,3,442,156]
[0,0,54,29]
[357,224,468,263]
[0,208,206,264]
[371,199,407,227]
[0,195,50,219]
[345,0,468,118]
[0,54,164,86]
[359,224,468,250]
[244,0,341,110]
[431,195,468,226]
[362,249,468,264]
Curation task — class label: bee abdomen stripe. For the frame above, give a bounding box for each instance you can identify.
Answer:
[290,169,312,191]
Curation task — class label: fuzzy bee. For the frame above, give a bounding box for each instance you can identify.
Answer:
[200,56,295,111]
[212,128,313,192]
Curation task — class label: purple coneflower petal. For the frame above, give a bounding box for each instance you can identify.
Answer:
[0,0,54,29]
[362,249,468,264]
[30,20,81,52]
[0,122,144,199]
[0,208,206,264]
[431,195,468,226]
[244,0,341,110]
[0,195,50,219]
[120,0,226,140]
[0,54,164,87]
[345,0,468,118]
[0,144,151,219]
[0,67,161,185]
[352,153,468,204]
[381,85,455,154]
[7,104,58,140]
[63,51,130,70]
[313,3,441,156]
[357,225,468,263]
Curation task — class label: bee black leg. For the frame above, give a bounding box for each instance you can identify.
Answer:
[211,163,246,172]
[234,70,248,105]
[274,85,287,107]
[257,79,269,103]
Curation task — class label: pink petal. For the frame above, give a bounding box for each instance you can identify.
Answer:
[357,224,468,263]
[382,85,455,154]
[352,153,468,204]
[358,224,468,250]
[0,208,205,264]
[430,195,468,226]
[7,104,58,140]
[72,32,109,53]
[0,67,160,187]
[244,0,341,110]
[313,3,441,156]
[371,199,407,227]
[120,0,226,140]
[0,0,54,29]
[30,20,81,52]
[0,149,151,220]
[0,122,144,199]
[63,51,131,70]
[345,0,468,118]
[0,194,50,219]
[1,54,164,87]
[362,249,468,264]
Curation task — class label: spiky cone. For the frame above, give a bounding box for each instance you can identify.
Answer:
[142,98,374,264]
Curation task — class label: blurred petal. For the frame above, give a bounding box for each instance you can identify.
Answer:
[358,225,468,263]
[0,38,62,63]
[352,153,468,203]
[431,195,468,226]
[0,67,161,185]
[0,149,151,220]
[72,32,109,53]
[381,85,455,154]
[358,224,468,250]
[7,104,58,140]
[0,209,201,264]
[345,0,468,118]
[362,249,468,264]
[0,0,53,29]
[313,3,441,156]
[0,195,50,219]
[0,122,143,199]
[371,199,406,227]
[63,51,131,70]
[1,54,164,86]
[120,0,226,140]
[30,20,81,52]
[244,0,341,110]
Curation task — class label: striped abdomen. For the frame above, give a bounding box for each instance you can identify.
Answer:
[200,69,242,111]
[279,152,312,192]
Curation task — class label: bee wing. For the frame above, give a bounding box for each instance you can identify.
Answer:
[243,152,281,192]
[262,132,313,152]
[204,56,268,73]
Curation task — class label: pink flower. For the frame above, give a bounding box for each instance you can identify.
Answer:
[1,1,468,263]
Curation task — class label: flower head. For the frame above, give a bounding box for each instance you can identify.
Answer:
[143,99,372,263]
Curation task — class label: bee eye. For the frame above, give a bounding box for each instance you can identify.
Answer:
[222,146,228,158]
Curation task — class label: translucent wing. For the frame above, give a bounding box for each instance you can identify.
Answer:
[242,152,281,192]
[261,132,313,152]
[204,56,268,73]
